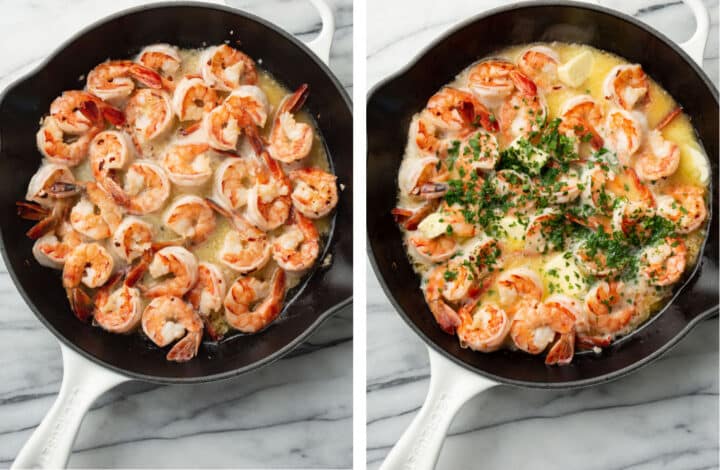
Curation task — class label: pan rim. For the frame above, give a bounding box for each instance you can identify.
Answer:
[366,0,718,389]
[0,0,353,384]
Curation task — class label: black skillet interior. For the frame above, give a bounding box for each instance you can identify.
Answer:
[0,2,352,383]
[367,2,718,388]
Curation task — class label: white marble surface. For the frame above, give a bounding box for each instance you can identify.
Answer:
[0,0,352,468]
[366,0,719,469]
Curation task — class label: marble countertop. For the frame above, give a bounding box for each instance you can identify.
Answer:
[366,0,719,469]
[0,0,352,468]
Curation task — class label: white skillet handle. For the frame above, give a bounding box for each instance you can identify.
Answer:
[304,0,335,65]
[678,0,709,66]
[11,344,129,469]
[380,348,497,470]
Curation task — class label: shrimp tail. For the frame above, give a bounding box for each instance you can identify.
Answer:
[130,64,164,89]
[655,106,682,131]
[577,333,612,349]
[101,105,126,127]
[16,201,50,221]
[125,251,152,287]
[510,70,538,96]
[282,83,309,114]
[545,332,575,365]
[67,287,94,323]
[166,331,202,362]
[48,181,84,198]
[429,300,461,334]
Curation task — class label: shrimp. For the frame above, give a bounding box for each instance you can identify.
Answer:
[272,209,320,272]
[172,76,219,121]
[414,114,446,156]
[540,294,583,365]
[213,157,257,210]
[517,46,559,89]
[162,195,216,244]
[94,273,143,334]
[137,44,181,78]
[111,216,153,263]
[267,84,314,163]
[510,299,573,355]
[224,269,286,333]
[206,198,272,273]
[467,60,537,108]
[201,44,258,91]
[142,296,203,362]
[36,117,99,167]
[287,167,339,219]
[656,185,707,234]
[87,60,163,102]
[634,129,680,181]
[494,169,535,214]
[142,246,199,298]
[456,301,510,353]
[203,102,257,151]
[49,90,124,135]
[639,237,687,286]
[161,143,213,187]
[17,199,70,240]
[603,64,649,110]
[604,167,655,210]
[574,241,622,277]
[611,199,654,238]
[559,95,604,150]
[524,209,562,255]
[225,85,270,128]
[32,222,82,269]
[497,267,543,308]
[392,200,439,231]
[123,161,171,214]
[425,86,497,132]
[187,262,227,316]
[423,265,464,334]
[26,163,76,207]
[454,129,500,175]
[69,182,123,240]
[246,152,292,231]
[88,130,134,200]
[62,242,114,289]
[125,89,175,143]
[408,234,457,264]
[542,169,581,204]
[584,281,636,337]
[603,108,643,164]
[398,156,447,200]
[498,89,547,142]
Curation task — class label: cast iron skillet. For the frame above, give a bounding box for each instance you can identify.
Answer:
[0,4,352,382]
[368,2,717,388]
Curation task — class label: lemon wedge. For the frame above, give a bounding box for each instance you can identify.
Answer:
[497,215,526,250]
[558,50,594,88]
[681,145,710,185]
[417,212,449,239]
[541,252,588,298]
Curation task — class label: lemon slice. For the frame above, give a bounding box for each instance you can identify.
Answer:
[417,212,449,239]
[541,252,588,298]
[497,215,525,250]
[558,50,594,88]
[681,145,710,185]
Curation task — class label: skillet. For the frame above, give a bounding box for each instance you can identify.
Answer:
[366,1,717,468]
[0,1,352,467]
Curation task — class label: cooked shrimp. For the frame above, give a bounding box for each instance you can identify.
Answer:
[398,156,447,200]
[87,60,163,102]
[17,199,70,240]
[201,44,258,91]
[494,169,535,214]
[611,199,654,237]
[111,216,153,263]
[187,262,227,316]
[497,267,543,308]
[123,161,171,214]
[50,90,124,135]
[89,130,134,200]
[213,157,257,210]
[246,152,292,231]
[435,202,476,238]
[125,89,174,143]
[498,89,547,142]
[287,167,339,219]
[425,86,497,132]
[559,95,604,150]
[639,237,687,286]
[225,85,270,128]
[408,234,457,264]
[203,102,257,151]
[267,84,314,163]
[272,209,320,272]
[32,222,82,269]
[524,209,562,254]
[574,241,622,277]
[510,299,574,355]
[517,46,559,89]
[94,274,143,334]
[454,129,500,175]
[161,143,213,187]
[634,129,680,181]
[457,301,510,353]
[143,246,199,298]
[224,269,286,333]
[142,295,203,362]
[414,114,446,156]
[36,117,99,167]
[656,185,707,234]
[137,44,181,78]
[543,169,581,204]
[62,242,114,289]
[26,163,76,207]
[206,198,272,273]
[467,60,536,108]
[163,195,216,244]
[604,108,643,164]
[172,76,219,121]
[603,64,649,110]
[584,281,636,336]
[423,265,463,334]
[69,182,123,240]
[540,294,583,365]
[391,200,439,231]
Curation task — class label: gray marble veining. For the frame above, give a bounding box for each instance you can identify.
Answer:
[0,0,352,468]
[366,1,719,469]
